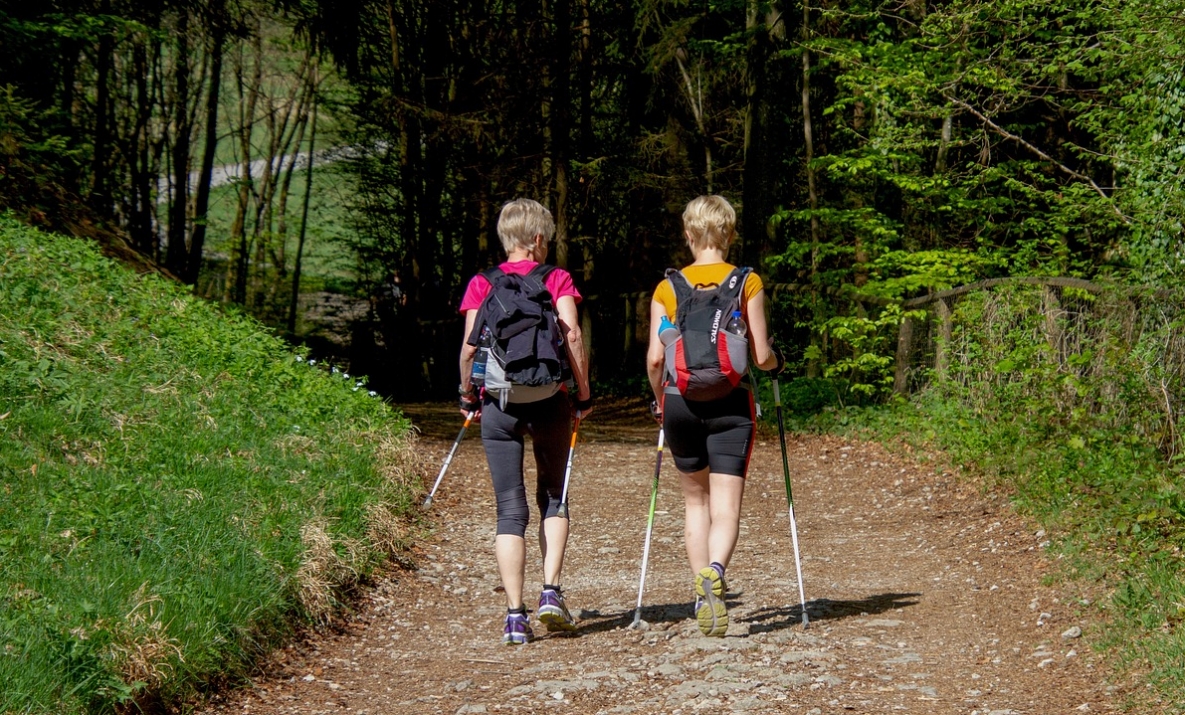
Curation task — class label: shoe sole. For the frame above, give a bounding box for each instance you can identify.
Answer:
[695,567,728,637]
[538,606,577,632]
[503,616,534,645]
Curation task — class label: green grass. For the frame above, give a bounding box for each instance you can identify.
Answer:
[0,215,419,713]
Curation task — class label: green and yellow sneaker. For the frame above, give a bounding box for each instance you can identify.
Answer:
[694,566,728,637]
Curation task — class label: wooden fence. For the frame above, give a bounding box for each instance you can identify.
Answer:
[892,276,1120,394]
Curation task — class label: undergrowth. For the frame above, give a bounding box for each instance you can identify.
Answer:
[0,216,423,713]
[797,284,1185,712]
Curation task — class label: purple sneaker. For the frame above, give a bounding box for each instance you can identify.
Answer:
[537,588,577,632]
[503,611,534,645]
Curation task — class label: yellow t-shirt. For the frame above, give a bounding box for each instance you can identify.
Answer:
[653,263,764,321]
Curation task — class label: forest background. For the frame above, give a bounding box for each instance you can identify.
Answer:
[4,0,1182,401]
[4,0,1185,710]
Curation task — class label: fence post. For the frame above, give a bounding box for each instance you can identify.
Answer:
[1042,285,1062,354]
[894,314,914,395]
[934,298,952,380]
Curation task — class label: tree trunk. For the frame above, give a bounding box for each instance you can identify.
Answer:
[187,21,225,285]
[675,51,713,193]
[91,0,113,217]
[275,96,311,276]
[802,1,821,377]
[228,28,263,304]
[288,95,317,334]
[166,7,193,276]
[742,0,779,267]
[550,0,572,269]
[127,38,156,255]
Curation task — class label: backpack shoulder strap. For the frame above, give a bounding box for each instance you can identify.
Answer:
[482,266,505,284]
[721,266,753,301]
[664,267,694,301]
[527,263,556,281]
[525,263,558,305]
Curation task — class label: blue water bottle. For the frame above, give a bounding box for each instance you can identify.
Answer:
[658,315,680,346]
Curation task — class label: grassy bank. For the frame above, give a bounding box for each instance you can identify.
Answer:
[0,216,421,713]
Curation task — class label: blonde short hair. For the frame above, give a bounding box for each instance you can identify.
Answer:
[497,198,555,252]
[682,195,736,252]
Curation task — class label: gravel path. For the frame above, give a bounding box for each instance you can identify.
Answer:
[198,403,1129,714]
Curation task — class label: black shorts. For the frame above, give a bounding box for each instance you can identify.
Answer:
[662,388,755,477]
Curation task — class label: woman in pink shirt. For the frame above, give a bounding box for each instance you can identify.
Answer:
[457,198,593,645]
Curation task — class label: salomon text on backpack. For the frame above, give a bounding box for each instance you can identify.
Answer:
[469,264,569,406]
[663,266,752,401]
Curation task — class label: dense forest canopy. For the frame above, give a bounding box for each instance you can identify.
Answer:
[2,0,1183,398]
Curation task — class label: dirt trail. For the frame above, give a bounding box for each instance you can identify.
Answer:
[200,401,1129,715]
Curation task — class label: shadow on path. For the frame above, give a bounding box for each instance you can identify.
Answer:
[572,601,695,634]
[742,592,922,634]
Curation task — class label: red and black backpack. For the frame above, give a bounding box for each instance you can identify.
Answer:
[663,266,752,401]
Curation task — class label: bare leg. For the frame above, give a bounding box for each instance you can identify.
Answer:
[495,534,527,609]
[707,472,745,570]
[679,467,712,574]
[680,468,746,575]
[538,515,569,587]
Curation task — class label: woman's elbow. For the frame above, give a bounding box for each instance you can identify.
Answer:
[646,350,665,373]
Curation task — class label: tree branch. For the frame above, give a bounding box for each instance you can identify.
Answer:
[944,94,1129,222]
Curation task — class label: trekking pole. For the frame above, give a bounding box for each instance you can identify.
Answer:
[556,416,581,518]
[772,378,809,628]
[422,411,475,508]
[629,428,665,629]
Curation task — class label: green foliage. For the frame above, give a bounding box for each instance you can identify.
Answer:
[0,217,418,713]
[829,281,1185,708]
[761,0,1180,405]
[822,305,922,398]
[0,85,82,225]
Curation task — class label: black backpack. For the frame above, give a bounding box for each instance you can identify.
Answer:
[663,266,752,401]
[469,264,567,404]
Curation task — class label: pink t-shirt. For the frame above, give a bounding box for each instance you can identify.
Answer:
[458,260,582,313]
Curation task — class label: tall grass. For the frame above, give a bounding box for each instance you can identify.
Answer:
[0,216,421,713]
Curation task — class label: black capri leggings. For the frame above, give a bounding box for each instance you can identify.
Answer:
[481,392,573,537]
[662,387,755,477]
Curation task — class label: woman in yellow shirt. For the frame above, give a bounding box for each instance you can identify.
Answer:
[646,195,782,637]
